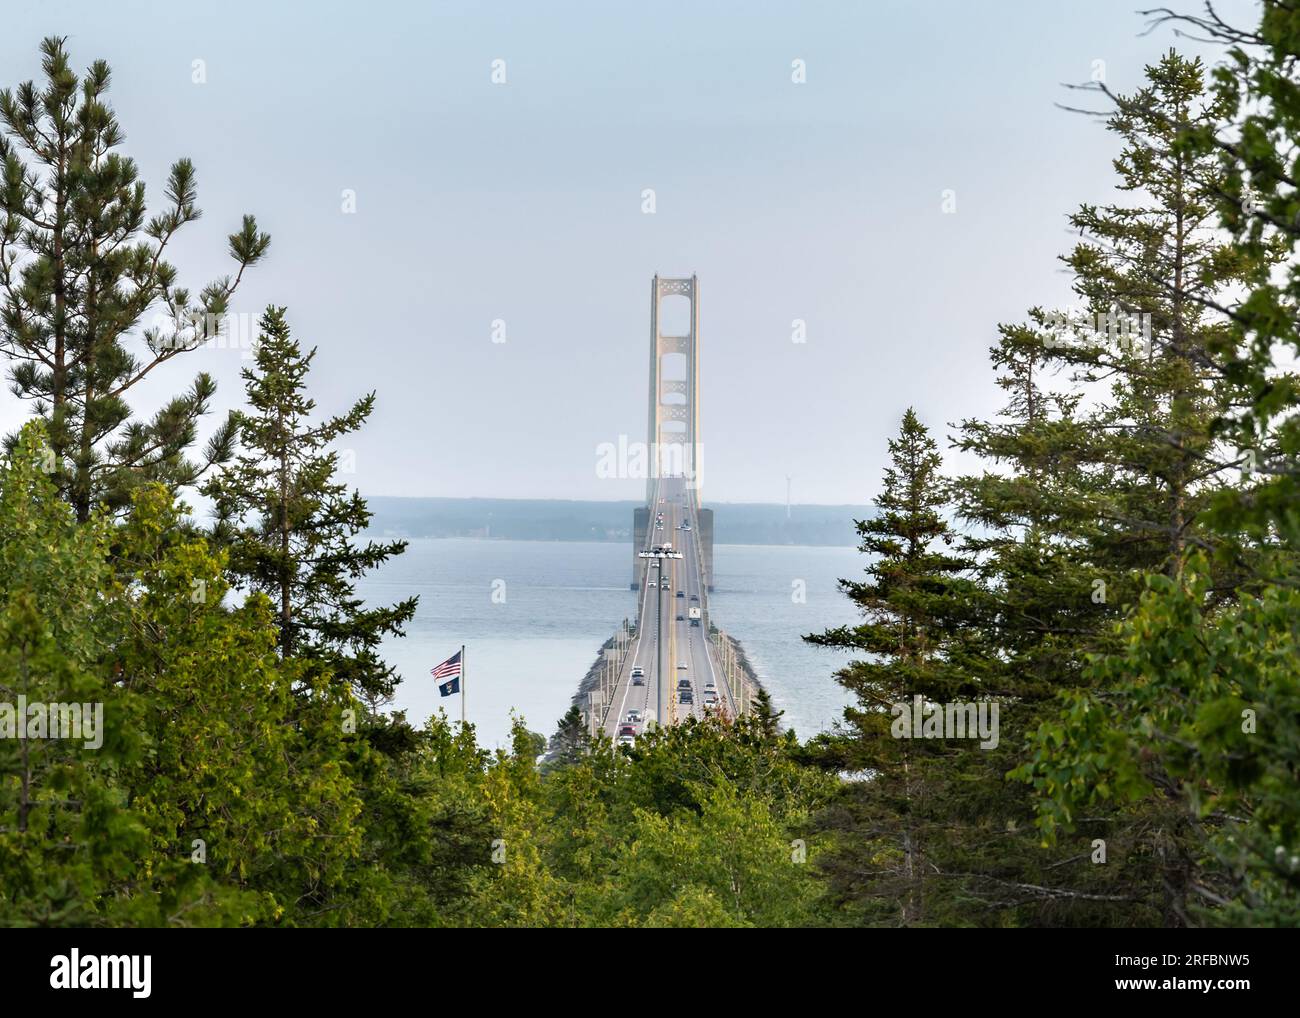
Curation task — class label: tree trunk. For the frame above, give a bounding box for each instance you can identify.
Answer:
[279,441,292,657]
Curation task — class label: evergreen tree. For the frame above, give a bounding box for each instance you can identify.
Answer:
[957,51,1267,679]
[940,316,1156,927]
[0,37,269,521]
[1142,2,1300,549]
[543,706,593,773]
[114,484,365,925]
[750,687,784,741]
[1011,9,1300,928]
[983,51,1289,925]
[806,408,985,925]
[204,306,417,702]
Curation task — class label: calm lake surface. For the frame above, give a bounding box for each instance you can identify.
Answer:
[357,538,861,749]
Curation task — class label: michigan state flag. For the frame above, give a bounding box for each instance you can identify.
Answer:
[432,650,462,696]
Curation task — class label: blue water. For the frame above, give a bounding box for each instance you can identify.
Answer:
[357,538,860,749]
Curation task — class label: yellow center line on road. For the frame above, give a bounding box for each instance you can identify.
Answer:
[668,506,677,725]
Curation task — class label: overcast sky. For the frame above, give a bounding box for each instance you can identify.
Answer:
[0,0,1253,504]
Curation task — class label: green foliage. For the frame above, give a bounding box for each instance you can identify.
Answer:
[204,306,417,702]
[1175,2,1300,550]
[114,483,366,925]
[946,49,1292,927]
[586,780,822,927]
[0,37,269,521]
[805,409,1001,925]
[0,424,147,926]
[8,12,1300,931]
[0,423,375,926]
[1015,555,1300,926]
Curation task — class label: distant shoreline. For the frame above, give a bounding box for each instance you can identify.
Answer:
[363,494,872,548]
[364,533,863,549]
[362,494,870,510]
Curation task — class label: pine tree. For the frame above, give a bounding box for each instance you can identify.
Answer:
[939,316,1158,926]
[0,37,270,521]
[204,306,417,702]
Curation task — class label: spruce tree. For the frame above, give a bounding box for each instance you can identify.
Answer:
[968,51,1284,925]
[958,53,1265,643]
[750,688,784,741]
[0,37,270,521]
[951,318,1159,925]
[806,408,983,925]
[544,706,594,772]
[1140,3,1300,549]
[204,306,417,702]
[1010,11,1300,927]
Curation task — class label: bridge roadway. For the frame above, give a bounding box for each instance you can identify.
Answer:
[602,476,736,738]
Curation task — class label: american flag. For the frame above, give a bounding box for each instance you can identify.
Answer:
[432,650,462,681]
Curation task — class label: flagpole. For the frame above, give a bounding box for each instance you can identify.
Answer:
[460,644,466,727]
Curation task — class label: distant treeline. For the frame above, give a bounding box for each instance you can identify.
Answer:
[363,496,871,546]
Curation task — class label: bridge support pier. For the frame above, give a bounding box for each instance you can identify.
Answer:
[697,507,714,592]
[631,507,650,589]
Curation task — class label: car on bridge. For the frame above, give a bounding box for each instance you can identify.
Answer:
[625,709,642,724]
[676,614,684,621]
[676,590,684,598]
[677,677,691,689]
[617,734,635,748]
[660,579,670,589]
[618,724,637,738]
[679,690,693,705]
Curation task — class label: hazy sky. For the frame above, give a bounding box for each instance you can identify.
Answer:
[0,0,1253,504]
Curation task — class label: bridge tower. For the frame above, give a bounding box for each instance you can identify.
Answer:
[633,275,713,591]
[645,275,701,505]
